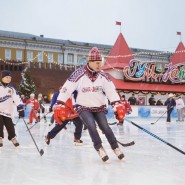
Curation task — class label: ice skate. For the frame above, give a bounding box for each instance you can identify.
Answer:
[113,148,124,160]
[0,137,3,147]
[11,137,19,147]
[74,139,83,146]
[97,147,109,162]
[45,135,51,145]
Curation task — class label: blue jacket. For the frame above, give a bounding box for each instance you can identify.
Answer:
[50,91,59,108]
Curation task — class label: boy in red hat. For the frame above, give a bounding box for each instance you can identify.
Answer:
[53,47,126,162]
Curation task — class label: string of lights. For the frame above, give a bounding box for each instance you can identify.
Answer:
[0,49,185,67]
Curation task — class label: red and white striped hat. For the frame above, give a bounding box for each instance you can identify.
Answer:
[88,47,102,61]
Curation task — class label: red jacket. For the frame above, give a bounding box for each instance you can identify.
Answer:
[26,98,40,110]
[65,98,78,120]
[120,99,132,113]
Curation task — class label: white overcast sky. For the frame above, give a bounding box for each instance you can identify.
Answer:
[0,0,185,52]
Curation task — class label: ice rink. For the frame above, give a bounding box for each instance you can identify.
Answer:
[0,116,185,185]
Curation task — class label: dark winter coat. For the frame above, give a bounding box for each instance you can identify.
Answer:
[148,97,156,105]
[128,97,137,105]
[164,98,176,110]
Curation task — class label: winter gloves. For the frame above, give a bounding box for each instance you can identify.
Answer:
[114,104,126,122]
[53,102,66,124]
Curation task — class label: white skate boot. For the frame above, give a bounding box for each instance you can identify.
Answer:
[113,148,124,160]
[11,137,20,147]
[74,139,83,146]
[97,147,109,162]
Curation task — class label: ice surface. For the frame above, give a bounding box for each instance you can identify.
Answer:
[0,117,185,185]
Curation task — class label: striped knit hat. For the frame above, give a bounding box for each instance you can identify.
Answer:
[88,47,102,61]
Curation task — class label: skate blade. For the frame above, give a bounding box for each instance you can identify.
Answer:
[104,159,110,163]
[74,143,83,146]
[118,154,125,161]
[119,158,125,161]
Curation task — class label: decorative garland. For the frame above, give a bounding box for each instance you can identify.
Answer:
[0,48,185,67]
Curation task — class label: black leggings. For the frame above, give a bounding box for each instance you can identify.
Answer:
[0,115,16,140]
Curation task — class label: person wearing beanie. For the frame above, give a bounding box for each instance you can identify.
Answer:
[0,70,24,147]
[148,94,156,105]
[53,47,125,162]
[128,93,137,105]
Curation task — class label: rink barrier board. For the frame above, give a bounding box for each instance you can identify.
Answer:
[13,104,178,119]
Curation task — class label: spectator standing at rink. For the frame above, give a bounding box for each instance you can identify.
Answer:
[0,70,24,147]
[37,93,47,123]
[128,94,137,105]
[20,94,27,103]
[156,99,163,106]
[148,94,156,105]
[137,97,145,105]
[43,95,50,103]
[25,93,40,124]
[53,47,125,162]
[175,96,184,122]
[164,93,176,124]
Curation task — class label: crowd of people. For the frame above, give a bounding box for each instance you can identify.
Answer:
[0,46,185,162]
[127,93,164,106]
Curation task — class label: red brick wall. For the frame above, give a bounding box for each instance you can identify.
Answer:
[1,61,75,100]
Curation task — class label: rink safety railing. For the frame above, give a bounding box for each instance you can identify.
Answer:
[13,104,179,120]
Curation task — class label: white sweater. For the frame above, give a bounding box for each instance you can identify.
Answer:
[0,83,23,118]
[175,98,185,110]
[57,66,120,111]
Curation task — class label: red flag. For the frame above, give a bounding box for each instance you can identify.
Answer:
[177,32,181,35]
[116,21,121,26]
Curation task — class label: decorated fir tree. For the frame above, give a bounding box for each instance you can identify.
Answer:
[18,67,36,97]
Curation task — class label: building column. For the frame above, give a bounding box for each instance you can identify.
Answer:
[64,52,68,65]
[73,53,77,66]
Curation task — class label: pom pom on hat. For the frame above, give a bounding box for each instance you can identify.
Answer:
[30,93,35,97]
[1,70,11,78]
[88,47,102,61]
[169,93,174,98]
